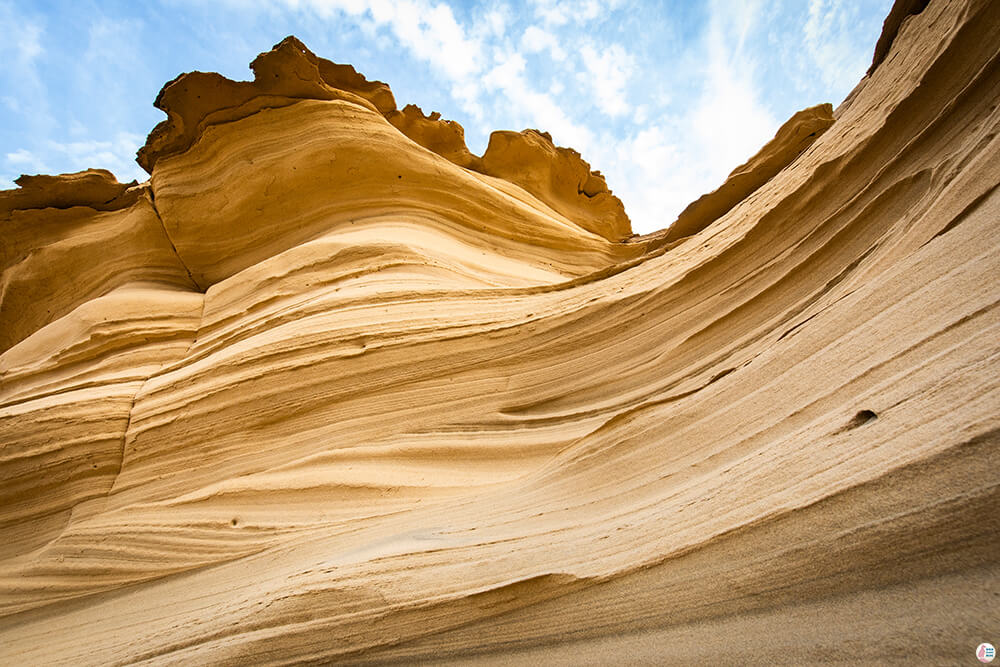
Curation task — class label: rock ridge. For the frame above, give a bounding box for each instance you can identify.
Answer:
[137,35,633,242]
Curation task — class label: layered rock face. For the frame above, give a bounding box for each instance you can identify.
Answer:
[1,0,999,663]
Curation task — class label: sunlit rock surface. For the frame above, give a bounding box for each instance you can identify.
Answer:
[1,0,998,663]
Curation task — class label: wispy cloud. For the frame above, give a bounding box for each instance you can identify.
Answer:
[0,1,43,64]
[0,2,52,129]
[295,0,489,117]
[483,51,595,150]
[690,0,777,177]
[529,0,621,27]
[583,0,779,231]
[578,42,634,117]
[5,148,48,171]
[48,132,147,181]
[1,0,888,231]
[805,0,876,91]
[520,25,566,62]
[14,21,43,61]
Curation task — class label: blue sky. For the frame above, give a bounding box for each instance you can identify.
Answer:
[1,0,891,233]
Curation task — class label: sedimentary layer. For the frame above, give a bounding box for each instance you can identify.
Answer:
[1,0,998,663]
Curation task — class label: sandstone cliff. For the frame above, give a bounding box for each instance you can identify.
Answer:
[1,0,998,663]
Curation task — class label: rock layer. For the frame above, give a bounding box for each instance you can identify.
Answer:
[1,0,999,663]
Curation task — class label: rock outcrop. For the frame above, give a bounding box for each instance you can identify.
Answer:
[1,0,999,663]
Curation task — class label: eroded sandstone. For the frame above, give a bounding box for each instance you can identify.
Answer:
[1,0,998,663]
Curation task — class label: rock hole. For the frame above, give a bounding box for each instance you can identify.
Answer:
[847,409,878,430]
[230,518,239,527]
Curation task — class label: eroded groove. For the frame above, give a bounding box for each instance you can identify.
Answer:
[145,186,203,292]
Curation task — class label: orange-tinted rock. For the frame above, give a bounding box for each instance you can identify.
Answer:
[0,168,138,212]
[480,129,632,241]
[136,36,394,172]
[385,104,481,170]
[868,0,931,74]
[1,173,195,353]
[148,100,638,288]
[137,36,632,252]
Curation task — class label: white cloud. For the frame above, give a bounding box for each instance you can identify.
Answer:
[804,0,872,91]
[405,3,483,79]
[483,51,594,150]
[292,0,488,119]
[578,42,634,117]
[450,81,485,121]
[589,125,682,232]
[483,51,526,92]
[578,0,784,234]
[300,0,484,81]
[480,5,510,39]
[521,25,566,61]
[529,0,623,27]
[0,0,44,67]
[2,149,48,189]
[531,0,569,27]
[34,131,148,183]
[0,3,53,132]
[689,0,776,182]
[578,0,602,22]
[15,22,43,62]
[5,148,48,171]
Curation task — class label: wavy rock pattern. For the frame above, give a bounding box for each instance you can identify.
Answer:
[1,0,999,663]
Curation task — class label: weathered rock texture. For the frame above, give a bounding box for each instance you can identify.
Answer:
[1,0,999,663]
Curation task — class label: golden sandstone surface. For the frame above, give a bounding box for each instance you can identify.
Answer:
[1,0,999,663]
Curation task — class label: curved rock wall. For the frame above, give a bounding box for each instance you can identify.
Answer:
[1,0,998,663]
